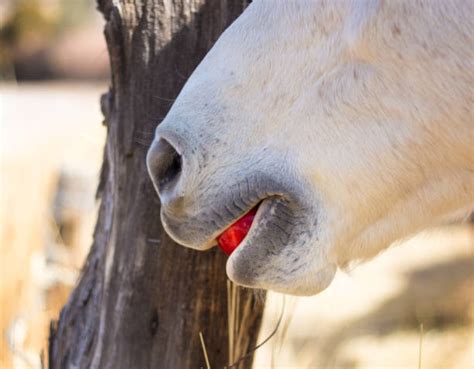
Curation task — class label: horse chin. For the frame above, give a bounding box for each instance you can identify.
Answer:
[226,254,337,296]
[218,196,337,296]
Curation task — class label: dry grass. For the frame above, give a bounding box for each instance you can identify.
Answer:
[199,331,212,369]
[418,323,424,369]
[1,82,105,369]
[225,281,283,368]
[0,157,56,369]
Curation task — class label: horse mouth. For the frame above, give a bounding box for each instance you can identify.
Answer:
[216,203,261,255]
[216,196,285,258]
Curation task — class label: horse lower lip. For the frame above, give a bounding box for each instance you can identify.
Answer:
[217,206,258,255]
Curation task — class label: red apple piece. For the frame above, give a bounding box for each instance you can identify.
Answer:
[217,208,257,255]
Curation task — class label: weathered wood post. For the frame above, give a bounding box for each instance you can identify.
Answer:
[48,1,265,368]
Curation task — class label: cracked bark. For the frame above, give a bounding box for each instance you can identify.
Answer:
[48,1,265,368]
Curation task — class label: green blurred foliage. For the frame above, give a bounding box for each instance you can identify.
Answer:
[0,0,92,78]
[1,0,58,48]
[58,0,91,31]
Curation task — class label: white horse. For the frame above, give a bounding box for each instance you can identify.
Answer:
[147,0,474,295]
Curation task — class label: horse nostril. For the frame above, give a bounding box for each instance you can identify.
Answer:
[148,138,183,195]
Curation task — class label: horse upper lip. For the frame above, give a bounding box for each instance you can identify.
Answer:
[159,173,294,250]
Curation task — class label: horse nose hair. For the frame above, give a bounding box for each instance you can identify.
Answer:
[147,137,183,199]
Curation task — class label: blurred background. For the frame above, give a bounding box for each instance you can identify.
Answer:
[0,1,472,369]
[1,1,107,368]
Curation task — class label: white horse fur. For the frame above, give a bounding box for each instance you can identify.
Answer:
[147,0,474,295]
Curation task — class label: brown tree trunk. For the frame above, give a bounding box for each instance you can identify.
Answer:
[48,1,265,368]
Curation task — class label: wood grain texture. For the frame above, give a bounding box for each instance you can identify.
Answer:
[49,1,265,368]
